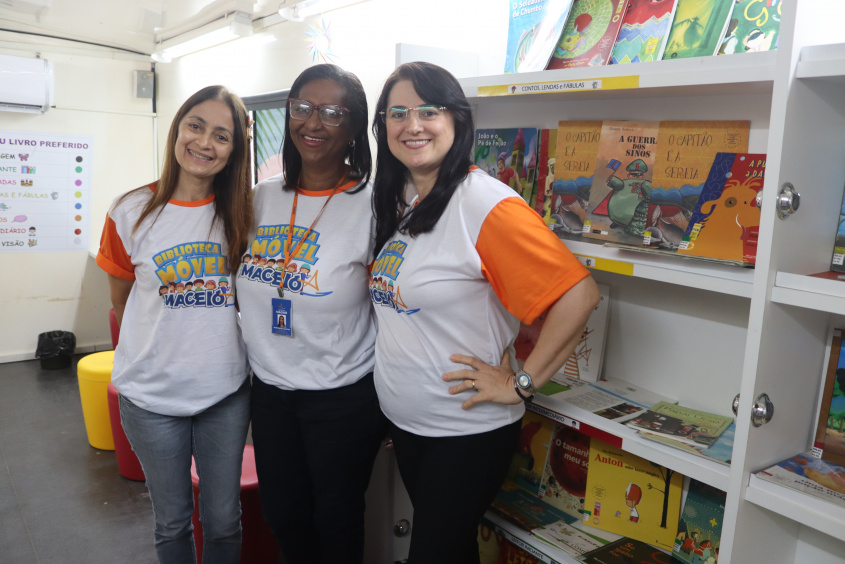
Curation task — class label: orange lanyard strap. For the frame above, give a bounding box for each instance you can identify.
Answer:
[279,174,347,291]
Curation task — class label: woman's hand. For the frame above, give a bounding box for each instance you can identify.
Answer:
[442,351,522,409]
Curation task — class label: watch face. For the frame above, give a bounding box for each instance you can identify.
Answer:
[517,372,532,389]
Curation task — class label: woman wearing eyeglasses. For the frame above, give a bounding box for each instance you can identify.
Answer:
[236,65,386,564]
[370,62,600,563]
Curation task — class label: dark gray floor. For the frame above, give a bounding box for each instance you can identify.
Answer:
[0,355,157,563]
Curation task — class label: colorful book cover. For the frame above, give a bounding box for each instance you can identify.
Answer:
[538,422,592,519]
[676,153,765,264]
[515,284,610,383]
[506,410,556,497]
[582,439,684,550]
[582,120,660,245]
[535,129,558,222]
[580,537,676,564]
[546,374,676,422]
[546,0,631,69]
[644,120,750,250]
[505,0,576,73]
[497,537,541,564]
[814,328,845,466]
[474,128,540,205]
[490,481,579,532]
[830,184,845,272]
[549,120,602,237]
[638,422,734,466]
[610,0,678,64]
[717,0,781,55]
[662,0,735,60]
[531,519,608,556]
[672,480,726,563]
[626,402,733,447]
[755,451,845,505]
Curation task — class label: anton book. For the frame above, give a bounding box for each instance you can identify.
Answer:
[676,153,765,264]
[610,0,678,64]
[549,120,603,237]
[474,128,540,205]
[717,0,781,55]
[814,328,845,466]
[504,0,575,73]
[546,0,630,69]
[626,402,733,447]
[672,479,726,563]
[582,120,660,246]
[644,120,750,250]
[582,438,684,550]
[662,0,735,60]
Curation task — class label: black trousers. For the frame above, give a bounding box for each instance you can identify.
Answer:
[390,418,522,564]
[250,373,387,564]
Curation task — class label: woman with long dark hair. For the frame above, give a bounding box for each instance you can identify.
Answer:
[97,85,253,563]
[236,64,385,564]
[370,62,600,563]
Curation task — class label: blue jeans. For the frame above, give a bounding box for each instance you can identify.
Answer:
[119,380,250,564]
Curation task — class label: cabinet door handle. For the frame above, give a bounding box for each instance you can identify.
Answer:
[732,394,741,416]
[394,519,411,537]
[751,393,775,427]
[776,182,800,219]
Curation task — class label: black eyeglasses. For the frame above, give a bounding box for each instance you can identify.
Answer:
[288,98,349,127]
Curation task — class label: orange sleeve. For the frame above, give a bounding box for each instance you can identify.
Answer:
[96,213,135,281]
[477,197,590,325]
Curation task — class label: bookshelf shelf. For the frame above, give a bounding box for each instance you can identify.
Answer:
[746,474,845,542]
[530,396,731,492]
[797,42,845,82]
[561,239,755,298]
[460,51,776,102]
[772,272,845,315]
[483,511,581,564]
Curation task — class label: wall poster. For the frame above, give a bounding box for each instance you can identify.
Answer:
[0,129,93,252]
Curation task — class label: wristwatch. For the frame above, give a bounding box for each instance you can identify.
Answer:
[513,369,536,402]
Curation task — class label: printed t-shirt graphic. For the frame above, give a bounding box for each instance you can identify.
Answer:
[370,239,417,314]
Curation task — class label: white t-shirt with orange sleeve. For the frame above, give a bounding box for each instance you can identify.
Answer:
[235,176,376,391]
[370,168,589,437]
[96,184,249,417]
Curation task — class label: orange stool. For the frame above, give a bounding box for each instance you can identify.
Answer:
[190,445,279,564]
[76,351,116,450]
[107,382,145,481]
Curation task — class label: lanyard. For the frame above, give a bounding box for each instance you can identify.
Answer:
[278,173,346,297]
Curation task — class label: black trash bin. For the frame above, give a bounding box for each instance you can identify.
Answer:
[35,330,76,369]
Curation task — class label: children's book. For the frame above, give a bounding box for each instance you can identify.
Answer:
[829,184,845,272]
[582,120,660,246]
[475,128,540,205]
[813,328,845,466]
[717,0,781,55]
[549,120,603,236]
[754,451,845,505]
[672,480,726,563]
[538,422,592,519]
[580,537,675,564]
[637,422,734,466]
[676,153,765,264]
[535,129,557,219]
[545,374,676,423]
[507,410,557,497]
[582,438,684,550]
[546,0,630,69]
[478,521,503,564]
[644,121,750,250]
[491,481,579,532]
[662,0,735,60]
[497,537,541,564]
[610,0,678,64]
[515,284,610,383]
[531,519,608,556]
[626,402,733,447]
[505,0,576,73]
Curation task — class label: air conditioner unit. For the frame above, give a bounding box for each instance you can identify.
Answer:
[0,54,54,114]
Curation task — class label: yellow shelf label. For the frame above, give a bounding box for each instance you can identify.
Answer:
[477,75,639,97]
[575,254,634,276]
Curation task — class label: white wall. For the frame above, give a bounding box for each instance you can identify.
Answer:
[0,47,156,362]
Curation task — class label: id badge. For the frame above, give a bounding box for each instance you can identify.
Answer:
[271,298,293,337]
